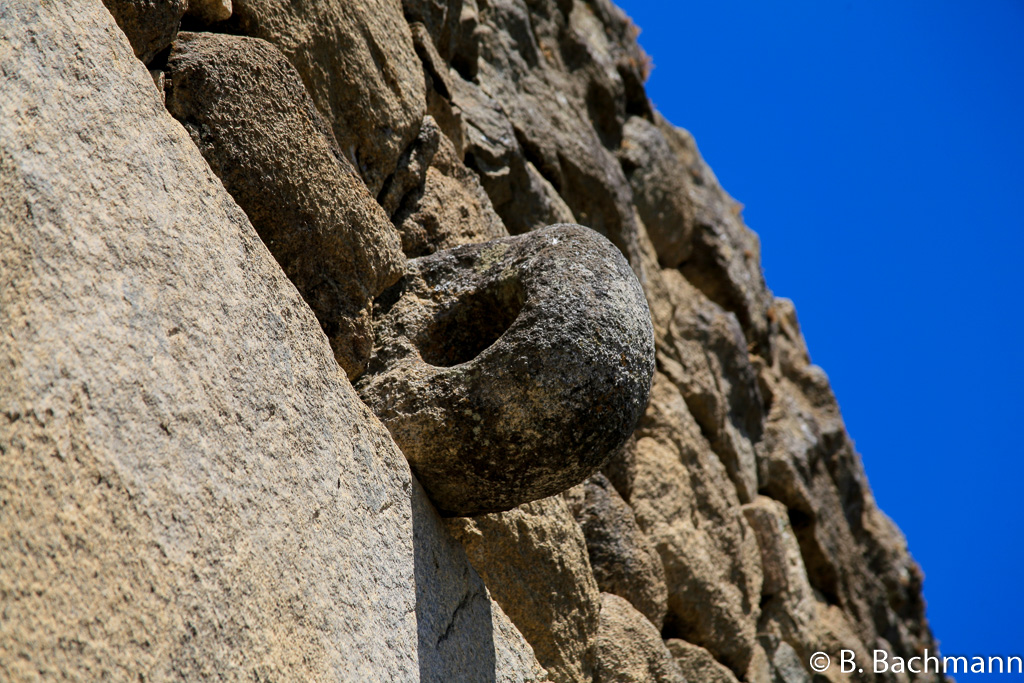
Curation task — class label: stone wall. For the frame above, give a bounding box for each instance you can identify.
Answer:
[0,0,941,681]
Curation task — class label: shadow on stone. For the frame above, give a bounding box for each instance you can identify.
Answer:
[412,479,499,682]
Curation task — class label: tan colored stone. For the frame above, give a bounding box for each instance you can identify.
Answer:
[655,270,764,503]
[408,22,468,155]
[446,496,601,683]
[101,0,186,63]
[1,0,947,679]
[592,593,686,683]
[185,0,232,24]
[655,113,776,356]
[411,481,550,683]
[391,117,509,256]
[451,73,576,234]
[471,0,647,267]
[665,640,740,683]
[629,432,762,676]
[164,32,405,380]
[619,115,695,268]
[230,0,426,194]
[565,473,668,629]
[0,4,544,679]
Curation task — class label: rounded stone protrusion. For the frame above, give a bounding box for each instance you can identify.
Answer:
[357,224,656,516]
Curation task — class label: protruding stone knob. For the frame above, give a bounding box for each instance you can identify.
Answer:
[357,224,655,516]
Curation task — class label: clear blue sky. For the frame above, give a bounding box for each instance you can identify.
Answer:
[613,1,1024,678]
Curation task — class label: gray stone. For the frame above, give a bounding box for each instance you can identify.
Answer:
[101,0,186,63]
[0,4,545,679]
[164,32,405,380]
[765,641,811,683]
[230,0,425,194]
[619,115,695,268]
[358,224,655,515]
[565,473,668,629]
[446,496,601,683]
[592,593,686,683]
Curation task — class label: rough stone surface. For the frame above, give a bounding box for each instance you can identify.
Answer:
[469,0,653,268]
[388,116,509,257]
[2,0,946,679]
[229,0,425,194]
[630,431,763,676]
[654,113,776,356]
[358,224,655,515]
[564,473,668,629]
[408,22,468,156]
[452,73,577,234]
[185,0,232,25]
[653,270,764,504]
[0,4,546,680]
[101,0,186,63]
[403,0,463,61]
[164,32,405,379]
[619,115,694,268]
[411,480,551,683]
[592,593,687,683]
[446,496,601,683]
[666,639,740,683]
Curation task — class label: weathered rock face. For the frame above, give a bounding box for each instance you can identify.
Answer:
[358,224,655,515]
[592,593,686,683]
[0,3,544,680]
[619,116,694,269]
[2,0,943,680]
[666,639,741,683]
[100,0,186,63]
[564,473,668,630]
[228,0,425,195]
[445,496,601,683]
[186,0,232,25]
[164,31,406,379]
[386,115,510,257]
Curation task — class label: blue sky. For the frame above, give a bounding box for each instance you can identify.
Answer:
[613,1,1024,678]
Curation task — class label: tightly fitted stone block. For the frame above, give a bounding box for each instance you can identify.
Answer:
[619,115,694,268]
[564,473,668,629]
[165,32,405,379]
[386,116,509,257]
[101,0,186,63]
[592,594,686,683]
[665,639,740,683]
[446,496,601,683]
[359,224,655,515]
[230,0,425,194]
[185,0,232,24]
[451,74,577,234]
[0,4,545,679]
